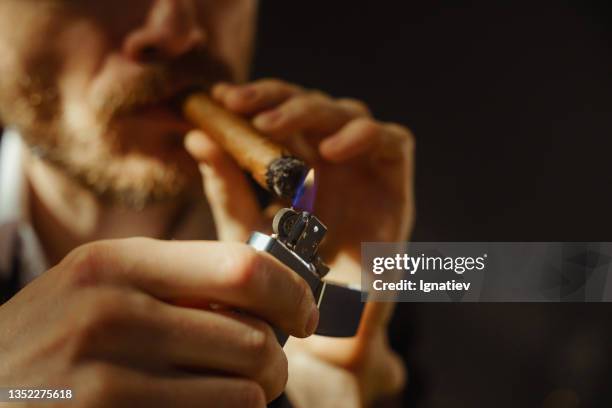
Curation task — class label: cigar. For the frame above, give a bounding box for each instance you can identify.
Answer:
[182,92,308,200]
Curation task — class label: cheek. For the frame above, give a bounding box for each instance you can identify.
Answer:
[0,46,63,135]
[203,0,257,81]
[0,41,22,116]
[54,22,113,132]
[0,6,111,135]
[0,9,61,125]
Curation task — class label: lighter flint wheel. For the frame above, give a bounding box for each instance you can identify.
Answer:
[272,208,299,239]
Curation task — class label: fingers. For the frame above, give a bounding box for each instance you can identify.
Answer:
[320,118,414,163]
[184,130,262,242]
[213,80,369,140]
[212,79,412,169]
[60,239,319,338]
[356,302,396,340]
[213,80,410,167]
[77,363,266,407]
[252,92,368,140]
[212,79,302,116]
[155,308,287,401]
[68,290,287,401]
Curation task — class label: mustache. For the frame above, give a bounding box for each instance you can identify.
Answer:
[96,48,234,121]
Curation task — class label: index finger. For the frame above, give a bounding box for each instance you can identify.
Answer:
[63,238,319,338]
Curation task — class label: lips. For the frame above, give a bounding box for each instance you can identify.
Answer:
[104,77,221,142]
[108,104,191,143]
[116,84,205,132]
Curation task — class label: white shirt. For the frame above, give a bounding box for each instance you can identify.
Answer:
[0,129,48,286]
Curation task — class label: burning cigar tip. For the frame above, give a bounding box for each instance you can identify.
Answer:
[267,157,309,200]
[182,92,309,200]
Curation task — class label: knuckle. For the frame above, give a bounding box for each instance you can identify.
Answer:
[237,381,266,408]
[70,291,125,354]
[88,365,116,392]
[352,117,382,137]
[291,279,312,337]
[239,319,288,400]
[84,291,125,325]
[390,122,415,141]
[258,78,301,93]
[307,90,331,105]
[387,122,416,153]
[254,348,288,401]
[262,347,288,401]
[225,245,262,291]
[307,89,329,100]
[256,77,284,87]
[287,92,324,115]
[79,364,122,405]
[125,290,159,315]
[339,97,371,116]
[61,241,112,287]
[242,320,271,356]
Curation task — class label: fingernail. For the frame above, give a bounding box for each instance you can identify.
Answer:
[305,305,320,336]
[254,110,282,129]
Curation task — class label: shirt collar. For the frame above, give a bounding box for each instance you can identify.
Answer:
[0,129,48,285]
[0,128,28,224]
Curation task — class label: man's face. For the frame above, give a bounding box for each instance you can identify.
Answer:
[0,0,257,207]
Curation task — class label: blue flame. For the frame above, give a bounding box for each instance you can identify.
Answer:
[292,169,316,212]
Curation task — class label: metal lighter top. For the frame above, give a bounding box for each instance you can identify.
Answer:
[272,208,329,278]
[248,207,364,346]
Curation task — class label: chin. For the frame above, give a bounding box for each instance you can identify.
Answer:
[61,139,202,208]
[96,155,201,208]
[23,108,202,207]
[105,120,191,157]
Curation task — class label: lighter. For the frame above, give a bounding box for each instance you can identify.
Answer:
[247,207,364,345]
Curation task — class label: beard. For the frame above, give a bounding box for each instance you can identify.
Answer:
[0,48,234,209]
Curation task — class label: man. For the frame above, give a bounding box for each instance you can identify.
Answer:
[0,1,413,407]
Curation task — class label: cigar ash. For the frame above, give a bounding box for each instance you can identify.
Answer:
[266,156,309,199]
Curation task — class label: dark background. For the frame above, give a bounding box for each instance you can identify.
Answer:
[254,2,612,407]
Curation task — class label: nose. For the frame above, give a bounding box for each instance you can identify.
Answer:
[123,0,206,62]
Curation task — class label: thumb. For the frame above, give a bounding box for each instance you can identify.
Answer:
[184,130,263,242]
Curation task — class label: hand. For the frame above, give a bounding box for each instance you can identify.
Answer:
[185,79,414,405]
[283,303,406,407]
[186,79,414,282]
[0,238,319,407]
